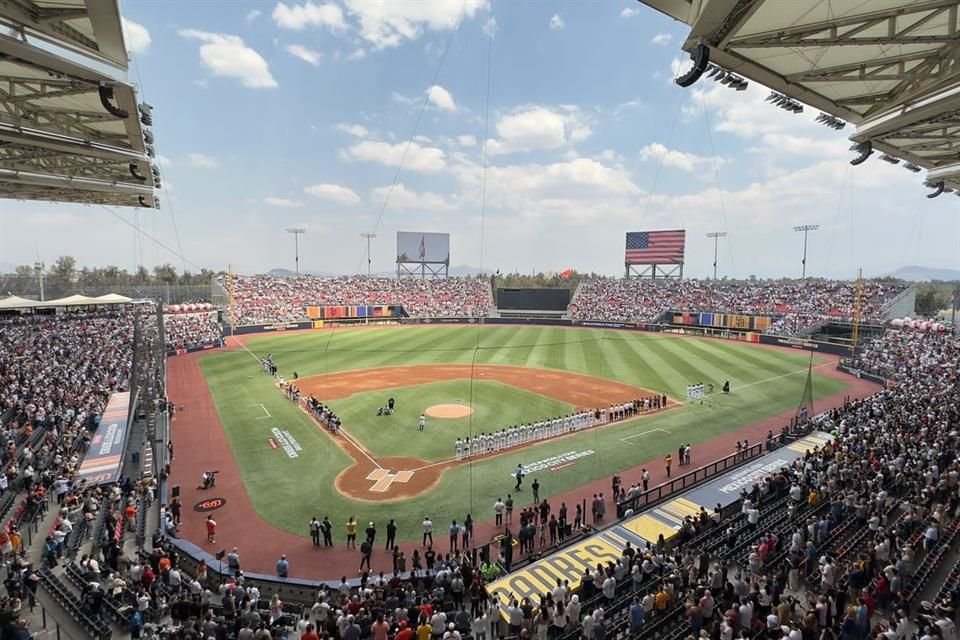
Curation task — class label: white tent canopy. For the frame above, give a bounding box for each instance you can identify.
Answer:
[94,293,132,304]
[0,296,42,310]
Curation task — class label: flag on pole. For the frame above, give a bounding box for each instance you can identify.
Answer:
[625,230,686,264]
[418,236,426,259]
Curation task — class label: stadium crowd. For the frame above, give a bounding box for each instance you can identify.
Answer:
[569,279,907,334]
[163,311,223,352]
[221,275,493,324]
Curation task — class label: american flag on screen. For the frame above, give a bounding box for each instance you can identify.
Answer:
[625,230,686,264]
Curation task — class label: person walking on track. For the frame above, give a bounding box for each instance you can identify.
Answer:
[664,454,673,478]
[386,519,398,551]
[309,517,320,547]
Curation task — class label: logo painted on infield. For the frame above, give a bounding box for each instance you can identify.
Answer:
[270,427,302,459]
[511,450,595,476]
[366,468,415,493]
[193,497,227,512]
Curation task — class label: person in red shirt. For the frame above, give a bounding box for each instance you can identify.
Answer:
[395,620,415,640]
[206,516,216,543]
[300,623,320,640]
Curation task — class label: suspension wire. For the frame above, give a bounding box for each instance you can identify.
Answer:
[125,20,190,276]
[468,0,496,522]
[354,1,470,275]
[825,165,850,274]
[99,205,206,273]
[636,89,686,231]
[700,92,736,278]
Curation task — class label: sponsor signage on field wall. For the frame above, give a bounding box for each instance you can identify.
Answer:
[486,432,833,608]
[514,450,595,475]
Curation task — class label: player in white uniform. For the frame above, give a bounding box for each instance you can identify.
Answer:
[419,414,426,431]
[455,438,463,461]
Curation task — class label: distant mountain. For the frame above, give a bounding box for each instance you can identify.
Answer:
[887,265,960,282]
[264,268,337,277]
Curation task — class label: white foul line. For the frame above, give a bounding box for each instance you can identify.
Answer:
[249,403,271,420]
[620,428,671,445]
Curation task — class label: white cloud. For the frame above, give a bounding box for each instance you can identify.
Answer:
[487,106,592,155]
[272,1,347,30]
[482,16,498,39]
[343,0,488,49]
[179,29,278,88]
[340,140,447,173]
[187,153,218,168]
[264,197,305,208]
[156,155,173,168]
[346,48,366,60]
[371,184,454,211]
[549,14,565,30]
[286,44,322,65]
[638,143,718,172]
[336,123,369,138]
[246,9,262,22]
[426,85,456,111]
[651,33,672,45]
[621,7,639,18]
[121,18,151,54]
[304,183,361,205]
[669,56,693,81]
[457,135,477,147]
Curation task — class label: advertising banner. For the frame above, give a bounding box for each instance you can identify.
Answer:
[76,392,131,485]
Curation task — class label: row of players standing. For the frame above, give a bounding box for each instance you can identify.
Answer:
[453,395,668,460]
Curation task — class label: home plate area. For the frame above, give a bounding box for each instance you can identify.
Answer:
[366,468,415,493]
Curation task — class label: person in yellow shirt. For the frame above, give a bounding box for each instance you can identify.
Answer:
[655,586,668,614]
[416,620,432,640]
[346,517,358,549]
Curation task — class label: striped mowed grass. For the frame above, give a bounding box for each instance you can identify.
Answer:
[198,326,847,541]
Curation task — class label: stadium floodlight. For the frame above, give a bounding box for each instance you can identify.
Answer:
[706,232,727,279]
[793,225,819,279]
[815,112,845,130]
[286,228,307,275]
[766,91,803,113]
[904,163,922,173]
[879,154,900,164]
[703,64,748,91]
[849,141,872,166]
[143,130,154,145]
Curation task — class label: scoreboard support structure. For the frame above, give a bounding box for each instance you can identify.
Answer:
[625,263,684,279]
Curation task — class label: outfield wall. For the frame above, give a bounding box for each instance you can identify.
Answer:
[201,316,856,356]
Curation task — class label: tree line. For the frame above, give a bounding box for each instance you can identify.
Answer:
[5,256,221,287]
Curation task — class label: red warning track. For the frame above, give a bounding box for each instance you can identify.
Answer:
[167,344,879,578]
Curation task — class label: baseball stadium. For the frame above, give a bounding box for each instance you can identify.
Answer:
[1,2,960,640]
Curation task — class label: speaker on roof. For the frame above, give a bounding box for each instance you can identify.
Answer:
[98,83,129,119]
[675,43,710,88]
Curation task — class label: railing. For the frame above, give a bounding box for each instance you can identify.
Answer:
[615,442,766,518]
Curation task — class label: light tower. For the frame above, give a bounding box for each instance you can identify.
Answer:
[361,233,376,277]
[793,224,819,278]
[705,232,727,279]
[285,228,306,275]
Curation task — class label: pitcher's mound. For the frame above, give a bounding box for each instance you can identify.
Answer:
[425,403,473,419]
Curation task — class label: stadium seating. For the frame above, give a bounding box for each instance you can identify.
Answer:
[569,278,907,334]
[220,274,493,324]
[163,309,223,351]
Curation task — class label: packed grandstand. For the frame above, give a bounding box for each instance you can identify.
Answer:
[200,274,911,338]
[0,292,956,640]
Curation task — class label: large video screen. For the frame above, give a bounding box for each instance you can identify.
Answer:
[397,231,450,263]
[497,288,571,311]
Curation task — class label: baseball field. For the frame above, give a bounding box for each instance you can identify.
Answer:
[185,325,849,543]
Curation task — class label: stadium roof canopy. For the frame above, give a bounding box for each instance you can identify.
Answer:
[640,0,960,194]
[0,0,160,208]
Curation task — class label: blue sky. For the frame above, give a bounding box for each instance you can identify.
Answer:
[2,0,959,279]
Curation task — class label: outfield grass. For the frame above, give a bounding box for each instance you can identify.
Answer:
[199,326,848,541]
[328,379,573,462]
